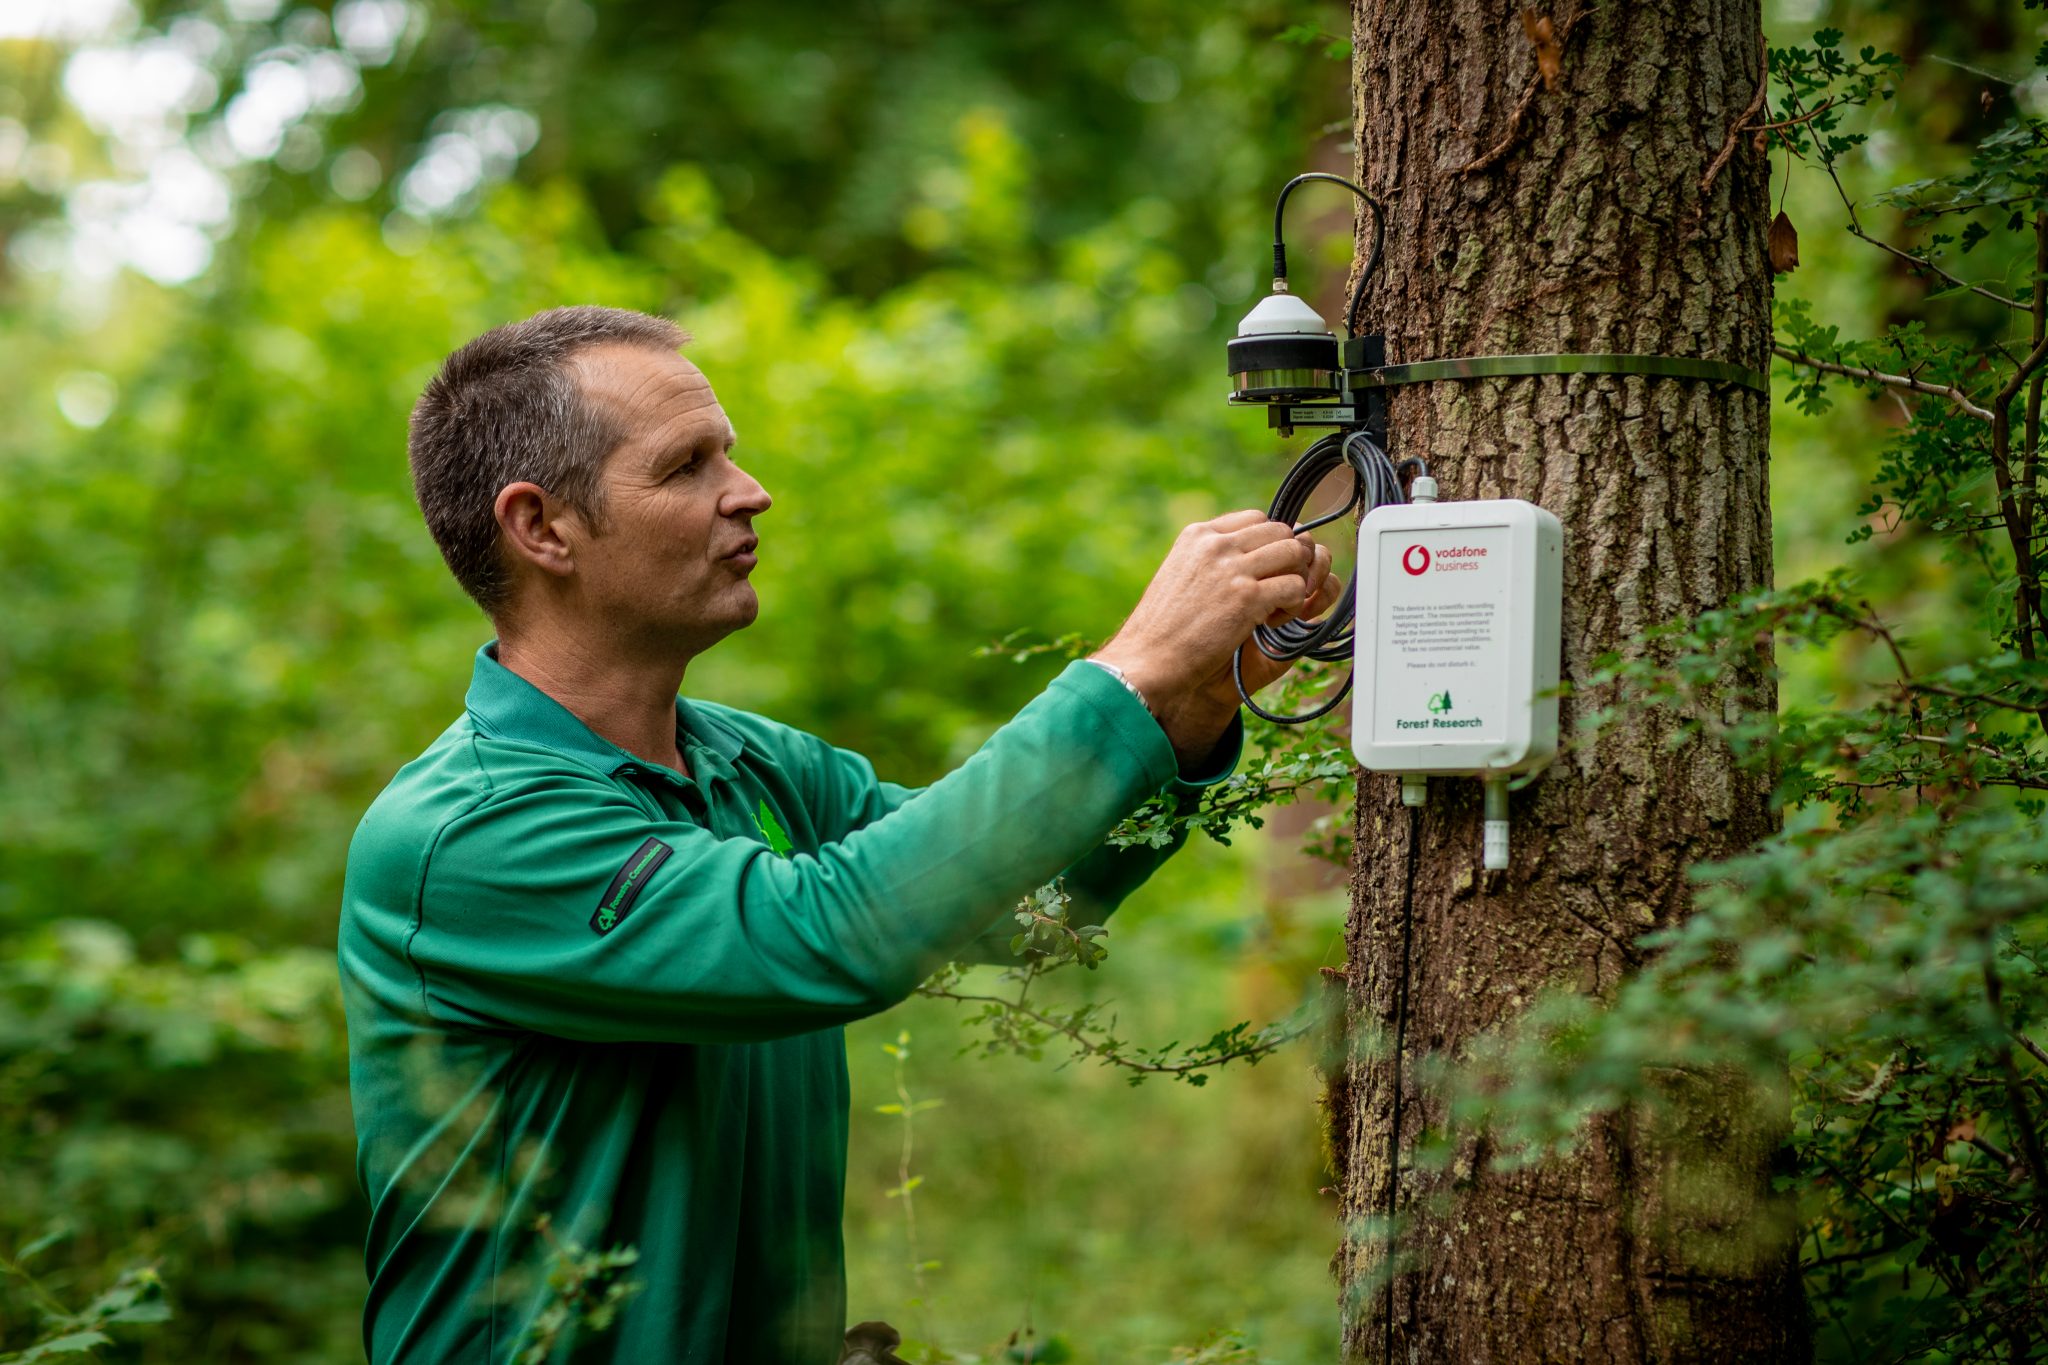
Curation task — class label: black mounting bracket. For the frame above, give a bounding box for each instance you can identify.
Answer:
[1260,334,1388,442]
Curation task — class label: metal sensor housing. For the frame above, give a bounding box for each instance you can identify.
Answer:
[1227,287,1340,403]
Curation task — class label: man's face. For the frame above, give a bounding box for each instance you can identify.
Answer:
[564,344,772,655]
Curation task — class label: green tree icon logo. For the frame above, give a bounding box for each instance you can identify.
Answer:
[1427,690,1453,714]
[755,800,794,856]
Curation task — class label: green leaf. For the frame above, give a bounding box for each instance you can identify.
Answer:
[13,1225,71,1263]
[10,1330,113,1361]
[102,1303,171,1325]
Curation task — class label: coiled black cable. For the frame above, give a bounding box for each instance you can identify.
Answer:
[1233,429,1417,724]
[1232,171,1405,724]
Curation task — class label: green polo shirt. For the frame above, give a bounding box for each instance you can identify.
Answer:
[338,646,1238,1364]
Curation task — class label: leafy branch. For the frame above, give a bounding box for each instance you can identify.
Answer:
[875,1029,943,1331]
[973,629,1096,666]
[1769,341,1994,423]
[511,1216,643,1365]
[920,884,1316,1087]
[1275,23,1351,62]
[0,1252,169,1365]
[1109,746,1353,853]
[981,633,1360,862]
[1471,543,2048,1355]
[1110,657,1358,860]
[1561,574,2048,806]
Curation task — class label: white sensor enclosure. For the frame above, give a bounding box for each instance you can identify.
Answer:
[1351,499,1563,776]
[1235,288,1332,337]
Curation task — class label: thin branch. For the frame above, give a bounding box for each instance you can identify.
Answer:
[1901,681,2048,712]
[1969,1133,2023,1174]
[1985,957,2048,1225]
[1804,1241,1905,1270]
[2020,1031,2048,1072]
[919,986,1306,1077]
[1807,1231,1866,1359]
[1700,33,1770,197]
[2023,211,2046,674]
[1827,775,2048,793]
[1457,6,1588,175]
[0,1251,80,1322]
[1844,603,1931,795]
[1848,224,2028,312]
[1849,605,1917,684]
[1773,344,1995,421]
[1814,1153,1970,1300]
[1988,330,2048,733]
[1903,198,2016,221]
[1747,98,1845,133]
[1904,733,2032,761]
[1926,52,2027,86]
[1459,70,1545,175]
[1786,75,2027,312]
[1729,96,1854,164]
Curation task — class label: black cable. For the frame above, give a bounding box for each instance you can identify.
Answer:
[1269,172,1386,340]
[1233,428,1408,724]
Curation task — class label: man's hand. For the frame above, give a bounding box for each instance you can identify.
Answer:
[1090,510,1343,766]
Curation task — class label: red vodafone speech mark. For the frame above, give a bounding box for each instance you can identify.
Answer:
[1401,544,1431,576]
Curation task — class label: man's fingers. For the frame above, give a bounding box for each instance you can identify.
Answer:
[1304,569,1345,617]
[1251,572,1313,619]
[1215,520,1305,557]
[1302,542,1333,591]
[1261,572,1344,627]
[1205,508,1272,534]
[1238,534,1319,582]
[1298,545,1340,614]
[1264,575,1330,622]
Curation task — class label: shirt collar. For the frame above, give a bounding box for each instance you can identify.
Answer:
[465,643,746,777]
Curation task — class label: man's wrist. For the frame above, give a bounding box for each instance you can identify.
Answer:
[1156,695,1241,771]
[1081,657,1157,719]
[1084,648,1180,718]
[1085,648,1241,769]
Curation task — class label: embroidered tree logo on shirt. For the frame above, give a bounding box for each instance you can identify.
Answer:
[755,800,793,856]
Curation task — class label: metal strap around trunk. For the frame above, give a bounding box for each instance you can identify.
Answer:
[1351,352,1769,394]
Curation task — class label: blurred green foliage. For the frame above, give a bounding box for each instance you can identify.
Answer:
[2,0,1353,1359]
[6,0,2047,1361]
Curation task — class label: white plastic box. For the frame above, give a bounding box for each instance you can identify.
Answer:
[1351,498,1563,775]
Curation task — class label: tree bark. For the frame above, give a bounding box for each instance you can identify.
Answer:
[1328,2,1806,1360]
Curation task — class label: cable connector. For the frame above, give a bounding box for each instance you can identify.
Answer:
[1482,776,1509,872]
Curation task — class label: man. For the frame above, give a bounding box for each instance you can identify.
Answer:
[339,305,1336,1363]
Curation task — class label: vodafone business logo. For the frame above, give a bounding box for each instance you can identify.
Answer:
[1400,542,1488,575]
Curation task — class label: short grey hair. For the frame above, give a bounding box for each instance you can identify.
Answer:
[407,305,689,614]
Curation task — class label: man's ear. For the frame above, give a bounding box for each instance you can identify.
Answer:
[494,481,580,579]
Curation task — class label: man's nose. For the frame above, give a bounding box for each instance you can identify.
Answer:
[722,460,773,518]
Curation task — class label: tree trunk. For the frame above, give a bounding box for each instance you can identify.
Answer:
[1328,2,1806,1360]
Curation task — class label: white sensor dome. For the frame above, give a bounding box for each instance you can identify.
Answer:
[1236,289,1332,338]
